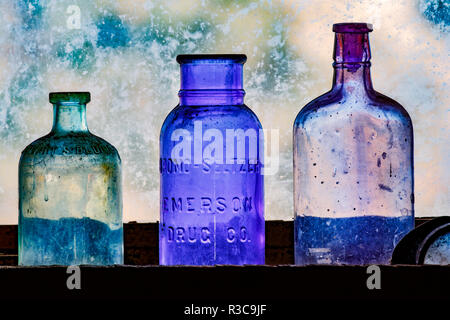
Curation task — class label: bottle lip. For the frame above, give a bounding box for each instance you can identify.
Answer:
[176,54,247,65]
[333,23,373,33]
[49,92,91,104]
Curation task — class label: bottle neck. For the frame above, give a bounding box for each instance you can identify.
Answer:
[332,32,374,94]
[332,63,373,94]
[178,61,245,106]
[51,103,88,134]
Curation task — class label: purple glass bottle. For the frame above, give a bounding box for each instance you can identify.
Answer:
[160,54,264,265]
[293,23,414,265]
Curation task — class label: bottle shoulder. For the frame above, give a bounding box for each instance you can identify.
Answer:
[294,88,412,129]
[20,131,121,163]
[369,90,413,124]
[294,89,341,126]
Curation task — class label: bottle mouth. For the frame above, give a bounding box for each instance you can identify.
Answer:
[333,23,373,33]
[176,54,247,65]
[49,92,91,104]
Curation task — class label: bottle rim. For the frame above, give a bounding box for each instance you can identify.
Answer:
[49,92,91,104]
[176,54,247,65]
[333,23,373,33]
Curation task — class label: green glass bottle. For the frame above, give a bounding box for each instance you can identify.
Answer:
[19,92,123,265]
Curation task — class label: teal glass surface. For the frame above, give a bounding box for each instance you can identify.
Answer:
[18,92,123,266]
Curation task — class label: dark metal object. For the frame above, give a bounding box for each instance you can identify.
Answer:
[391,216,450,265]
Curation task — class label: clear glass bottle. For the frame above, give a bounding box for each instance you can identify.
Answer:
[293,23,414,265]
[160,54,265,265]
[19,92,123,265]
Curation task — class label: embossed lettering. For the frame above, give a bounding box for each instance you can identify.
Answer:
[201,227,211,243]
[201,197,212,213]
[240,227,249,242]
[167,226,174,242]
[187,197,195,212]
[172,197,182,212]
[176,227,185,243]
[188,227,197,243]
[162,196,254,214]
[216,197,227,212]
[227,227,236,243]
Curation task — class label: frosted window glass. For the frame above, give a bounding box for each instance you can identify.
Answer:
[0,0,448,223]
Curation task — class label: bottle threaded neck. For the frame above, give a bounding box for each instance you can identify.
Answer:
[177,54,246,105]
[177,54,246,91]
